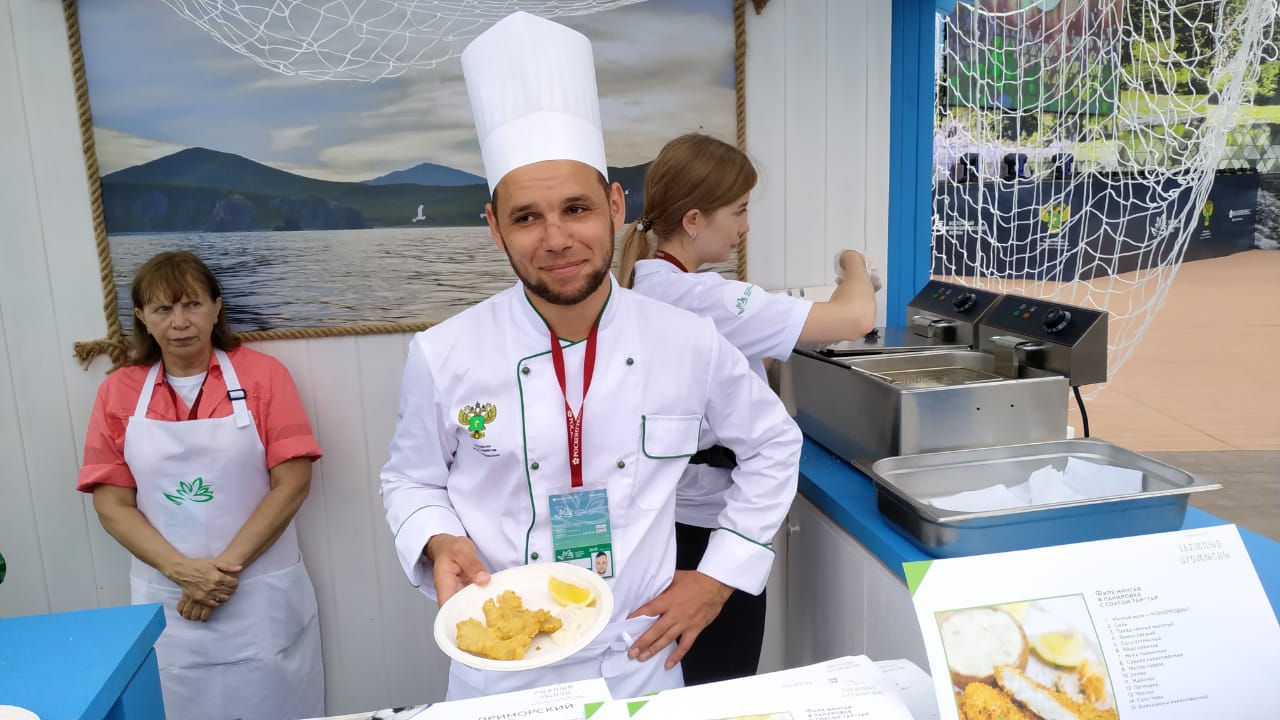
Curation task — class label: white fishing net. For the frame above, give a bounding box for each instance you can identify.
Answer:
[158,0,648,81]
[934,0,1278,391]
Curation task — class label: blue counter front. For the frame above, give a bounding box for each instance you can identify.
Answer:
[798,437,1280,611]
[0,603,166,720]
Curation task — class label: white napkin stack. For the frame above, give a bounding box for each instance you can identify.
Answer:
[928,458,1144,513]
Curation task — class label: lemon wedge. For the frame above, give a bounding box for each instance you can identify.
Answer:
[1000,602,1031,623]
[548,576,596,607]
[1032,630,1086,668]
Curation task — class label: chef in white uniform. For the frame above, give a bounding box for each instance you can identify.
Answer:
[379,11,802,701]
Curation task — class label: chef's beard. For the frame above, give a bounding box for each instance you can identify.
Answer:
[501,227,615,306]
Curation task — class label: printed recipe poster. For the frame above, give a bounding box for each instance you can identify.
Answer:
[904,525,1280,719]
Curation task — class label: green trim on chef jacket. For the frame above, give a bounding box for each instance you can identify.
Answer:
[716,526,775,554]
[522,283,612,343]
[515,286,613,564]
[639,415,698,460]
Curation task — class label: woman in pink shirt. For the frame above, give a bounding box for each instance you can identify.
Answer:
[79,251,324,720]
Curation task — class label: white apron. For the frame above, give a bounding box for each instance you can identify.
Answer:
[445,615,681,700]
[124,349,324,720]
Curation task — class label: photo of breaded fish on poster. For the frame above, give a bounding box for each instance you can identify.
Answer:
[936,595,1117,719]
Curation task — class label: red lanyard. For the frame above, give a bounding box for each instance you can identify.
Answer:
[548,320,600,489]
[165,376,208,422]
[655,250,689,273]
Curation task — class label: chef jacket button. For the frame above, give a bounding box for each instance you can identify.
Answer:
[617,460,626,469]
[530,552,540,561]
[531,461,540,470]
[521,366,530,375]
[625,357,634,366]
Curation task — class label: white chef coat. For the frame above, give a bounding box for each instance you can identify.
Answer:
[632,259,812,528]
[632,260,811,381]
[380,276,801,699]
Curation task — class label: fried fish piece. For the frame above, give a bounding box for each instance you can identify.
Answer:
[455,590,564,661]
[957,682,1036,720]
[995,664,1119,720]
[482,590,562,640]
[455,618,533,661]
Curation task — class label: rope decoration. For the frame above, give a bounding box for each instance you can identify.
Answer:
[66,0,759,369]
[732,0,770,281]
[65,0,130,369]
[733,0,750,283]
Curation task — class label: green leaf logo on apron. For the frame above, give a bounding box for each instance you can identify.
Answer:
[458,402,498,439]
[164,476,215,505]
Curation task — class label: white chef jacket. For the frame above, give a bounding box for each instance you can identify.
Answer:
[632,259,812,528]
[380,276,801,696]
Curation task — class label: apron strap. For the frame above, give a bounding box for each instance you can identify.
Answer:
[215,349,253,429]
[133,363,164,418]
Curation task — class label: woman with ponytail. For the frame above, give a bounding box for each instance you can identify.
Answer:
[623,133,880,685]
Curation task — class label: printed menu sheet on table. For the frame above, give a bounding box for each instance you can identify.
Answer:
[585,655,917,719]
[874,658,940,720]
[305,678,610,720]
[903,524,1280,720]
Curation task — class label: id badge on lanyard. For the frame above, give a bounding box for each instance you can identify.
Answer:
[547,321,615,579]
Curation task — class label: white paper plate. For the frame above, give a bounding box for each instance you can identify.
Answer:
[432,563,613,672]
[0,706,40,720]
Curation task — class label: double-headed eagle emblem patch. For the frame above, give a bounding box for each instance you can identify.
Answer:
[459,402,498,439]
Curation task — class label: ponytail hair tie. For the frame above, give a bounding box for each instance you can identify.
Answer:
[636,217,652,232]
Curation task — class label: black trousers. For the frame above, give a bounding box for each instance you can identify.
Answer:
[675,522,767,685]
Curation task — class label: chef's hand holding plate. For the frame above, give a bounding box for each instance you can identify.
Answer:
[626,570,734,669]
[427,534,491,607]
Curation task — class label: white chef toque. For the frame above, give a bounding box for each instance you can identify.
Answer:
[461,11,608,194]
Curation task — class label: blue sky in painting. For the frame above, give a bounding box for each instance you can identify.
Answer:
[78,0,737,181]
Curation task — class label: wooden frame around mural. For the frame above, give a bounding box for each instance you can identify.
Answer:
[66,0,767,368]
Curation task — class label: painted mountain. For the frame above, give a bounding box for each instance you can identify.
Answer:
[364,163,485,187]
[99,147,651,234]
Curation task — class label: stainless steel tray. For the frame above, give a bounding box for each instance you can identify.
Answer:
[868,439,1221,558]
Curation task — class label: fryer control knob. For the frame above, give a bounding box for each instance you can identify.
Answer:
[1043,307,1071,333]
[952,292,978,313]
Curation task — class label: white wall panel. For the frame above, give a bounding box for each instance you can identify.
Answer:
[782,0,830,285]
[0,0,52,619]
[353,332,448,709]
[316,337,399,713]
[744,3,789,291]
[0,0,100,615]
[0,304,51,616]
[746,0,893,309]
[826,0,869,279]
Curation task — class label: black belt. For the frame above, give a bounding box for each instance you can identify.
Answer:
[689,445,737,470]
